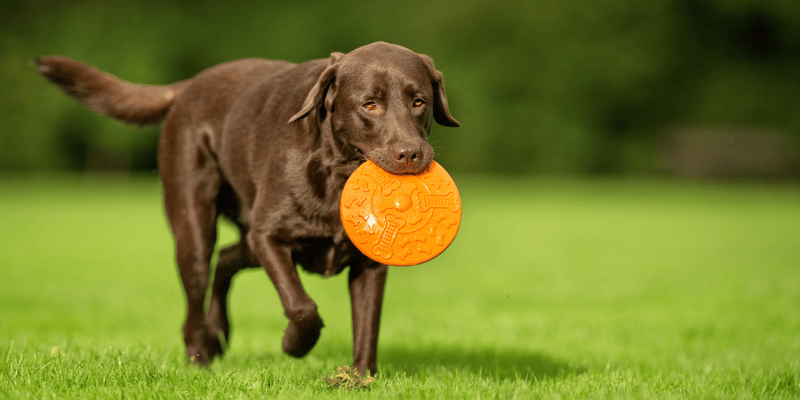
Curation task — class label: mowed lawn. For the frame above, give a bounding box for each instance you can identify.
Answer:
[1,174,799,399]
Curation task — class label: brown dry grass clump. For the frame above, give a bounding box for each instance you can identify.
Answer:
[324,365,375,390]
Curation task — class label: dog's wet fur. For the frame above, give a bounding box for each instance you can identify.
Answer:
[36,42,459,375]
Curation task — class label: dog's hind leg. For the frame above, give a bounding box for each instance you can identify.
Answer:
[205,236,257,353]
[159,113,224,366]
[166,193,221,365]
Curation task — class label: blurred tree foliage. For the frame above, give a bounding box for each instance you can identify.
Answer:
[2,0,799,174]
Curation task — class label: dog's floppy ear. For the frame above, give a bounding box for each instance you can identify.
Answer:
[288,52,344,123]
[419,54,460,127]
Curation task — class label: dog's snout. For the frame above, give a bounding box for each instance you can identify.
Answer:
[366,141,432,175]
[395,145,420,163]
[393,144,422,170]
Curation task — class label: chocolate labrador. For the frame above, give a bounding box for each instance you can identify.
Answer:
[35,42,459,375]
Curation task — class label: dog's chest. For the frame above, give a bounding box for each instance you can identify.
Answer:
[285,190,360,277]
[291,231,359,277]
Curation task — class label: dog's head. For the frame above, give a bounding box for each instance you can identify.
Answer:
[289,42,459,175]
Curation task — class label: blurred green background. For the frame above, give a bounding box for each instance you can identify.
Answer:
[2,0,799,177]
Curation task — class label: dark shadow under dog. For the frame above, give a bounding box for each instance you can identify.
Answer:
[380,345,586,380]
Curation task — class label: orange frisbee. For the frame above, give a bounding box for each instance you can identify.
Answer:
[340,160,462,266]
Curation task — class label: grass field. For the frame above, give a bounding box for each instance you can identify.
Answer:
[1,174,799,399]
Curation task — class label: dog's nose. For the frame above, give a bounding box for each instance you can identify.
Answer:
[392,144,423,171]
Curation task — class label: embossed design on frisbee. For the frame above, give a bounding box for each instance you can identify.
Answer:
[340,160,462,266]
[361,162,402,196]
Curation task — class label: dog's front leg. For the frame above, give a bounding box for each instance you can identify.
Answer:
[349,260,388,375]
[247,232,324,357]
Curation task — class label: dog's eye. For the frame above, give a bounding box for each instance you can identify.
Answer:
[413,99,426,108]
[363,101,377,112]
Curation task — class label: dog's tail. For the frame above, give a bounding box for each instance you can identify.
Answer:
[35,56,189,126]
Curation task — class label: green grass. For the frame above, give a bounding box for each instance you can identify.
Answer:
[1,174,799,399]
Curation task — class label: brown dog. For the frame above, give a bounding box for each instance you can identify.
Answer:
[36,42,459,375]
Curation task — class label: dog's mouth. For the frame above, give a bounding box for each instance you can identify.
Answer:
[350,146,368,164]
[349,144,433,176]
[370,154,432,176]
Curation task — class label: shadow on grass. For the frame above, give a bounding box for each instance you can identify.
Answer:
[381,345,584,380]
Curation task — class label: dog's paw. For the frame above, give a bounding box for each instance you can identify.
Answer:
[204,329,226,359]
[186,344,212,366]
[282,313,324,358]
[184,327,226,366]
